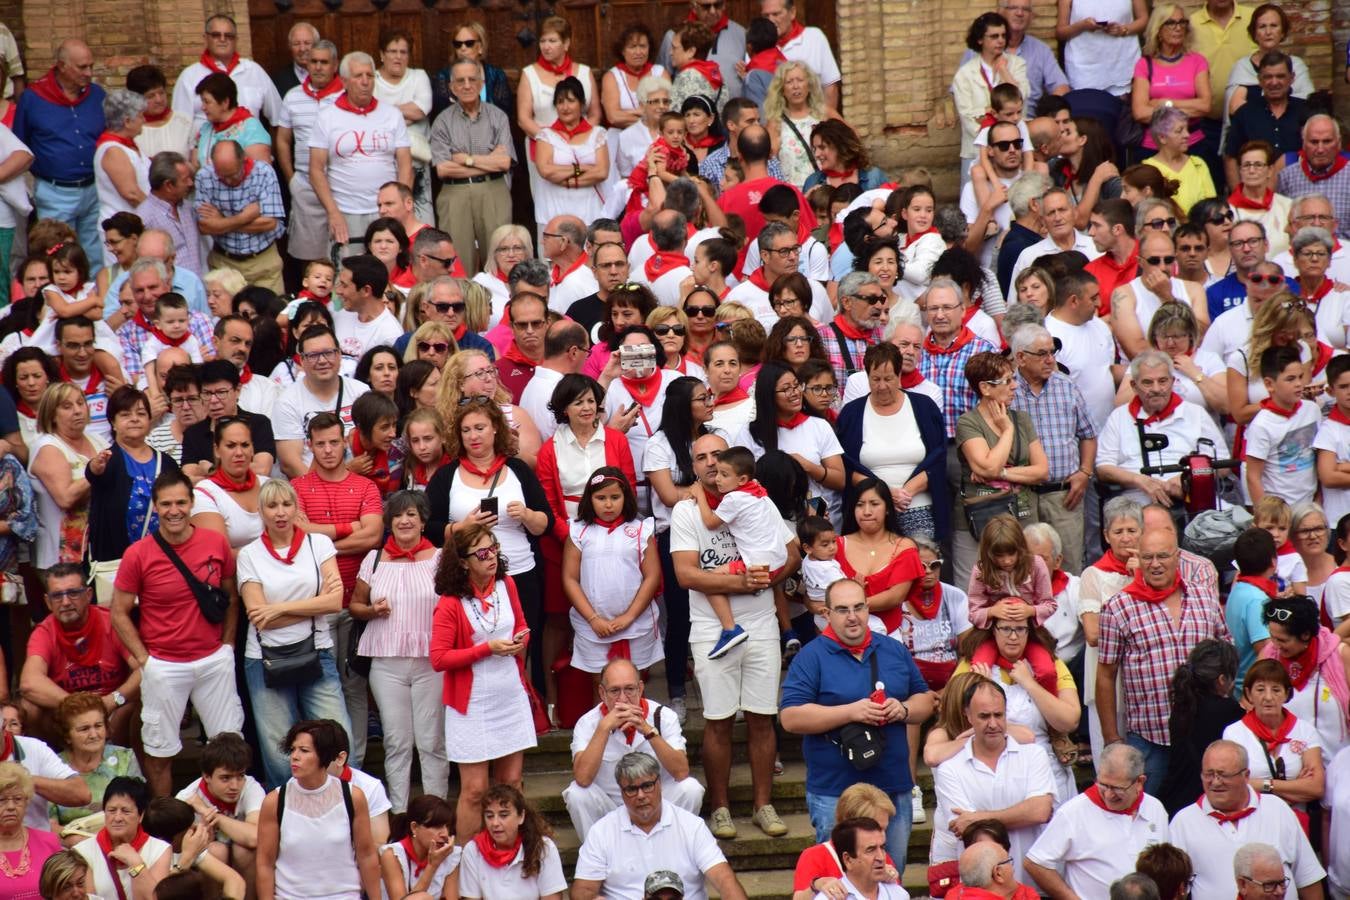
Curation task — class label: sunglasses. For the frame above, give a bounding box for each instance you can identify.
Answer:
[431,301,466,315]
[989,139,1020,152]
[1142,217,1178,230]
[923,558,944,572]
[421,252,458,269]
[1208,211,1235,225]
[452,38,479,49]
[458,395,493,407]
[1144,255,1176,267]
[418,341,451,354]
[685,304,717,318]
[470,545,499,561]
[653,324,686,337]
[1249,274,1285,285]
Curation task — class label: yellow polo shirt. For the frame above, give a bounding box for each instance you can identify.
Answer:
[1189,4,1257,118]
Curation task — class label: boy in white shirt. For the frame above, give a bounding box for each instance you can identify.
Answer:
[139,293,207,369]
[1244,344,1319,507]
[1315,355,1350,530]
[691,446,790,660]
[798,515,885,636]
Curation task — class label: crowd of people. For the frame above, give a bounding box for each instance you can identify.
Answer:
[0,0,1348,898]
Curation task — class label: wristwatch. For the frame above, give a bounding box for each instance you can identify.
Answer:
[128,863,146,878]
[465,155,475,168]
[112,691,127,707]
[1262,777,1274,794]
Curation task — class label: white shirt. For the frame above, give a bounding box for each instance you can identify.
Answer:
[1325,745,1350,897]
[1317,416,1350,537]
[76,833,171,899]
[573,801,728,900]
[570,701,688,801]
[960,176,1014,269]
[1243,399,1320,507]
[1045,313,1117,431]
[272,375,370,467]
[236,532,338,657]
[1223,715,1321,783]
[1170,788,1324,900]
[1010,231,1100,285]
[715,490,789,569]
[1274,243,1350,287]
[743,233,830,283]
[725,276,833,330]
[1025,791,1169,899]
[1043,573,1085,662]
[549,262,600,316]
[171,58,283,133]
[778,25,841,87]
[0,126,31,230]
[14,735,79,829]
[646,262,694,309]
[175,774,267,823]
[1199,301,1255,361]
[1096,397,1229,505]
[459,835,567,899]
[519,366,566,442]
[308,101,411,215]
[842,373,943,410]
[814,876,909,900]
[278,83,342,178]
[192,477,268,549]
[733,417,845,523]
[373,69,433,141]
[332,308,404,364]
[346,766,392,818]
[603,370,680,506]
[239,373,280,419]
[931,736,1055,882]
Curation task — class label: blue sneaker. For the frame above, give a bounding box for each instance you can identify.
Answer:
[708,625,748,659]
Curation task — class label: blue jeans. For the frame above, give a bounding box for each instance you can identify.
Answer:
[1127,731,1170,798]
[806,788,914,869]
[245,649,352,789]
[32,179,102,275]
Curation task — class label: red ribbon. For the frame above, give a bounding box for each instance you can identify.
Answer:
[820,624,870,654]
[899,370,923,389]
[142,108,171,125]
[301,76,344,101]
[909,582,942,620]
[735,480,769,498]
[904,226,939,249]
[1235,575,1279,598]
[1259,398,1300,419]
[459,454,507,481]
[1092,549,1132,575]
[1228,187,1274,211]
[1330,405,1350,427]
[714,387,749,408]
[1206,802,1257,826]
[198,778,238,815]
[209,467,257,493]
[1241,709,1296,754]
[1279,639,1320,692]
[262,528,306,565]
[831,312,871,341]
[622,369,663,408]
[1050,569,1069,596]
[400,836,429,877]
[411,453,450,486]
[551,251,589,286]
[1127,392,1183,425]
[59,360,103,394]
[778,411,809,429]
[28,67,91,107]
[617,61,653,79]
[473,829,522,869]
[383,535,433,561]
[133,310,192,349]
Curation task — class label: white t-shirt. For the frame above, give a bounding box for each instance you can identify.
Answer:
[1315,416,1350,531]
[236,532,338,658]
[373,68,433,141]
[959,174,1014,268]
[549,264,600,316]
[733,417,845,524]
[308,101,411,215]
[1223,715,1321,783]
[447,466,534,575]
[332,308,404,364]
[569,701,688,800]
[778,26,841,87]
[519,366,565,442]
[643,431,690,534]
[725,277,833,331]
[1170,789,1324,899]
[668,497,793,644]
[604,370,680,510]
[859,399,931,509]
[573,802,728,900]
[1096,398,1230,505]
[842,373,943,411]
[15,735,79,829]
[459,835,567,899]
[799,555,846,603]
[175,774,267,832]
[347,766,392,818]
[1199,301,1255,362]
[278,85,341,178]
[192,478,268,549]
[1010,231,1100,285]
[742,234,830,283]
[239,374,280,419]
[647,263,694,309]
[0,125,31,230]
[1243,399,1320,506]
[1322,569,1350,627]
[715,489,789,570]
[171,58,282,133]
[272,376,370,467]
[383,839,460,899]
[1043,573,1085,661]
[1044,313,1117,431]
[1024,791,1169,899]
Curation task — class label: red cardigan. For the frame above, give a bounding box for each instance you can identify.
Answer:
[534,426,637,541]
[428,576,531,714]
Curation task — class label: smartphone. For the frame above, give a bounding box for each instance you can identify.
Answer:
[513,627,531,643]
[1095,19,1110,26]
[479,497,499,516]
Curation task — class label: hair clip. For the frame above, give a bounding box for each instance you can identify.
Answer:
[589,473,613,486]
[46,242,67,256]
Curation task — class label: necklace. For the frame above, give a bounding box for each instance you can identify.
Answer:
[0,839,30,878]
[465,587,502,634]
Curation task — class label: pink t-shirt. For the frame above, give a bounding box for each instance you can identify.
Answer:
[3,827,62,898]
[1134,52,1209,149]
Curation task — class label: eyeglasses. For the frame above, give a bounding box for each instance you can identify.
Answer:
[469,544,500,561]
[695,0,725,9]
[776,383,803,396]
[771,297,803,311]
[201,387,235,401]
[465,367,497,381]
[1144,255,1177,267]
[421,252,458,269]
[1248,274,1284,285]
[1161,18,1189,28]
[646,97,673,107]
[981,376,1012,387]
[829,602,870,617]
[512,319,547,331]
[1240,161,1269,170]
[989,139,1020,152]
[1297,249,1330,261]
[1264,600,1294,622]
[1238,876,1289,895]
[459,395,493,407]
[171,395,203,407]
[783,335,812,346]
[804,384,836,396]
[620,779,660,797]
[206,30,237,39]
[695,392,715,405]
[1095,778,1137,794]
[541,231,564,241]
[923,558,944,571]
[653,324,686,337]
[1200,767,1249,781]
[301,348,339,363]
[431,301,466,314]
[993,624,1029,637]
[1141,217,1178,230]
[1230,236,1266,249]
[1294,213,1335,225]
[418,341,451,355]
[1296,525,1328,538]
[603,684,642,698]
[684,305,716,318]
[452,38,479,49]
[1138,552,1175,563]
[48,588,91,602]
[766,244,801,258]
[1020,348,1055,359]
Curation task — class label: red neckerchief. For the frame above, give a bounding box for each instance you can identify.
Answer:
[686,132,722,150]
[143,106,171,124]
[645,250,689,282]
[617,61,652,79]
[1128,392,1183,425]
[302,76,344,100]
[922,327,975,356]
[411,452,449,486]
[746,47,788,74]
[335,93,378,115]
[383,535,433,561]
[338,765,354,782]
[98,826,152,900]
[262,528,305,565]
[822,168,856,181]
[201,50,240,74]
[51,610,104,668]
[535,54,574,77]
[1122,569,1182,604]
[238,364,254,385]
[451,322,469,343]
[1229,186,1274,211]
[687,8,729,33]
[211,105,253,133]
[736,479,768,498]
[551,251,589,286]
[1301,277,1334,307]
[1241,708,1296,754]
[714,387,749,407]
[910,582,942,620]
[14,399,36,419]
[1204,798,1257,826]
[1259,398,1300,419]
[600,697,651,743]
[591,514,629,534]
[904,227,938,248]
[1092,549,1132,575]
[1299,151,1348,183]
[492,268,510,285]
[831,312,870,341]
[704,488,725,510]
[399,836,429,876]
[208,467,257,493]
[1058,158,1077,192]
[622,369,663,407]
[681,58,724,91]
[350,431,394,493]
[461,454,508,483]
[1314,341,1335,377]
[899,369,923,389]
[470,579,497,610]
[1278,541,1298,558]
[1329,405,1350,426]
[96,131,138,150]
[0,732,11,761]
[501,342,538,368]
[776,20,807,47]
[30,68,92,106]
[198,778,238,815]
[1050,569,1069,596]
[473,829,522,869]
[549,116,593,141]
[960,305,981,328]
[746,267,772,292]
[1235,575,1279,598]
[132,307,192,348]
[820,624,870,655]
[778,411,809,428]
[1084,783,1144,817]
[1279,639,1320,691]
[59,360,103,394]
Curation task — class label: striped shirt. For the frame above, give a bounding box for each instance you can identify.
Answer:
[278,85,341,177]
[292,471,383,605]
[1013,370,1097,480]
[354,551,441,657]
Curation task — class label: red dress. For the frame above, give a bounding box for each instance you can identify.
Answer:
[836,535,924,633]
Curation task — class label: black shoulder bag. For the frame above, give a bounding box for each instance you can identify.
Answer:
[259,536,325,688]
[152,531,231,625]
[831,651,886,771]
[347,550,379,680]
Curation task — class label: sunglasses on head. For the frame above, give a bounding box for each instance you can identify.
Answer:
[418,341,451,354]
[1144,255,1176,267]
[1248,274,1284,286]
[458,395,493,407]
[469,544,499,561]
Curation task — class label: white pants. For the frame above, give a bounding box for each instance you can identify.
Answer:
[367,655,448,813]
[562,776,705,839]
[140,645,245,757]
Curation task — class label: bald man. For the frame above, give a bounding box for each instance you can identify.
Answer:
[103,228,212,320]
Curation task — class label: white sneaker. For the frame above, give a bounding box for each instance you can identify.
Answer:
[911,785,926,824]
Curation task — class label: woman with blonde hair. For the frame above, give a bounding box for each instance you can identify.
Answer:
[436,349,540,467]
[38,848,92,900]
[29,382,106,569]
[763,60,836,189]
[0,761,64,896]
[404,320,456,369]
[204,268,248,320]
[473,224,534,334]
[1013,267,1055,314]
[460,277,492,334]
[791,783,901,900]
[647,306,705,378]
[1225,286,1317,425]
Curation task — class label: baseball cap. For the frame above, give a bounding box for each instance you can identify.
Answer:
[643,870,685,897]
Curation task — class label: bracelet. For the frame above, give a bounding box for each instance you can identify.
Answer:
[1078,467,1092,478]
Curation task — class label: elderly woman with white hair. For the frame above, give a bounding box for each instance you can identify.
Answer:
[1290,226,1350,349]
[1141,106,1216,218]
[473,224,534,332]
[203,267,247,320]
[94,89,150,252]
[615,75,674,182]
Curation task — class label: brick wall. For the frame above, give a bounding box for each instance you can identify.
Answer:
[838,0,1338,200]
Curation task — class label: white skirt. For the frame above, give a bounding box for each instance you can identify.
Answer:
[570,627,664,674]
[444,654,538,763]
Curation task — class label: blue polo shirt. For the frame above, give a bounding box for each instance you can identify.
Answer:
[1206,272,1299,322]
[781,633,928,797]
[12,79,105,182]
[1226,579,1272,694]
